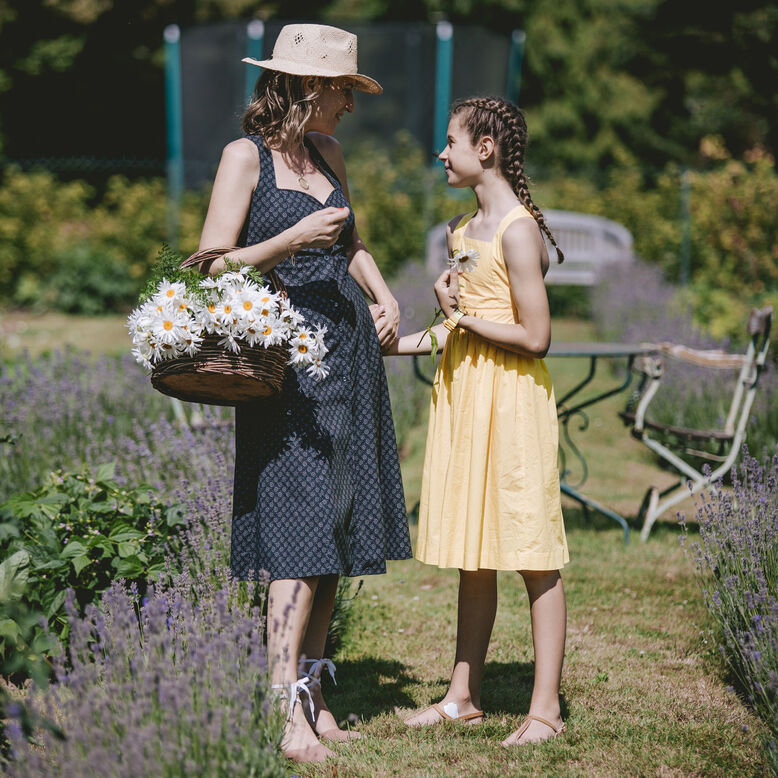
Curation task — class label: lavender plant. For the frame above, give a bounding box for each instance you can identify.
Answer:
[6,576,286,777]
[684,449,778,772]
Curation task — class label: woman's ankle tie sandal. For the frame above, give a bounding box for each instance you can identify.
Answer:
[502,714,565,747]
[269,679,332,763]
[270,678,315,723]
[300,657,337,686]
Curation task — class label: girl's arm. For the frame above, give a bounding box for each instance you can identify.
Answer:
[440,218,551,358]
[384,322,449,355]
[309,132,400,348]
[198,138,347,275]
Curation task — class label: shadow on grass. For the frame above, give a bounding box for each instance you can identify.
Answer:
[322,656,418,722]
[482,661,569,722]
[322,656,570,726]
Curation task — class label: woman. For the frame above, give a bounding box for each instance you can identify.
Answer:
[198,24,412,763]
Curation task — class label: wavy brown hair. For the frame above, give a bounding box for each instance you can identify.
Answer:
[242,70,327,152]
[451,96,564,263]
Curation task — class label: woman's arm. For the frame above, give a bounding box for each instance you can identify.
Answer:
[438,218,552,359]
[198,138,348,275]
[309,132,400,347]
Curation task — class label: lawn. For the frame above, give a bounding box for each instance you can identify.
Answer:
[1,310,769,776]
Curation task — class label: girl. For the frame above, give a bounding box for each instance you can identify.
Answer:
[388,96,569,746]
[198,24,412,763]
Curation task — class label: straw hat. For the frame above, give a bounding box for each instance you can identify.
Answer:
[242,24,382,94]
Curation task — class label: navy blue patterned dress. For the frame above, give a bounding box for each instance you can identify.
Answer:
[230,134,412,581]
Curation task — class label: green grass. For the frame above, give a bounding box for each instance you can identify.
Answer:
[3,311,768,775]
[297,518,769,777]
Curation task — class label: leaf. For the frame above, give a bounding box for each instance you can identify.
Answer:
[0,550,30,602]
[60,541,87,559]
[46,590,67,619]
[113,557,144,578]
[71,555,91,576]
[0,618,21,641]
[94,462,116,483]
[117,541,139,559]
[109,524,144,542]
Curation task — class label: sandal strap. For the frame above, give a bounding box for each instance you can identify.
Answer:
[299,657,337,685]
[431,702,484,721]
[524,714,565,734]
[270,678,315,722]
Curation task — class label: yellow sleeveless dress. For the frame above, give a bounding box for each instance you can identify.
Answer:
[416,205,569,571]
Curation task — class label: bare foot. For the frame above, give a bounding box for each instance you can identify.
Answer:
[501,714,564,747]
[405,699,484,727]
[282,702,335,763]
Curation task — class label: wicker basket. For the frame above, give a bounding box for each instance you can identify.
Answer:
[149,247,288,406]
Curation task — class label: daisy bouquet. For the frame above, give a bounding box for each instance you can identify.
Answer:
[128,246,329,382]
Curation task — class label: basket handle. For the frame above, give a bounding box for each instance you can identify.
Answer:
[179,246,287,295]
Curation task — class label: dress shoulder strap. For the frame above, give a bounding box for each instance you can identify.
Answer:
[494,204,535,244]
[304,136,342,190]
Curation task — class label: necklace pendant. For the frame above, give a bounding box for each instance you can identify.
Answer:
[298,175,310,190]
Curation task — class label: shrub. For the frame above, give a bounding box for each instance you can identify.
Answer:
[684,450,778,773]
[536,147,778,342]
[0,463,186,643]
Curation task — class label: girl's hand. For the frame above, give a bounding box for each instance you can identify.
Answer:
[290,207,349,252]
[434,269,459,317]
[370,299,400,349]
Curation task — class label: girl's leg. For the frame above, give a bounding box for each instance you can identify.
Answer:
[268,577,333,760]
[298,574,358,738]
[406,568,497,725]
[502,569,566,746]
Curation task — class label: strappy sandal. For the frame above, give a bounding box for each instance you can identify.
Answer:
[501,714,565,747]
[405,701,484,727]
[299,658,361,742]
[270,678,334,763]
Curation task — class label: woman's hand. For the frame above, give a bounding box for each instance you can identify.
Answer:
[290,207,349,252]
[434,269,459,318]
[370,298,400,350]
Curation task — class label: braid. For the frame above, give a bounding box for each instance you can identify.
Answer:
[451,96,564,263]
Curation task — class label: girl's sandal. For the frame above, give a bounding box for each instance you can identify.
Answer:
[405,701,484,727]
[298,658,361,742]
[501,714,565,747]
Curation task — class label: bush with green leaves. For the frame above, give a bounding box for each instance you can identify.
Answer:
[0,462,186,643]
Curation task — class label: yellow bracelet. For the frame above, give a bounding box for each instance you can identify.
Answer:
[443,309,465,331]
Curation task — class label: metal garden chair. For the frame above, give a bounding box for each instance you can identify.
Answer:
[620,306,772,541]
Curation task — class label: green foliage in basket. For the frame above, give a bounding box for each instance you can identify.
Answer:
[0,463,186,644]
[137,244,268,307]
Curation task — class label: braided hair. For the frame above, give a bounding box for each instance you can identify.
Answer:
[450,96,564,263]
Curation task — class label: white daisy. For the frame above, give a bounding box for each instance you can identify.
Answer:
[306,359,330,381]
[449,248,480,273]
[260,317,286,347]
[153,278,188,306]
[288,339,315,366]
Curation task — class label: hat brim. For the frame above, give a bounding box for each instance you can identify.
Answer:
[242,57,382,94]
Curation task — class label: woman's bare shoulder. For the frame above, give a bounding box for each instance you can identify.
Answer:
[221,137,259,165]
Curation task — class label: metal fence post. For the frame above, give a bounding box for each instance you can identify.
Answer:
[505,29,526,104]
[680,168,691,285]
[164,24,183,248]
[433,21,453,161]
[245,19,264,105]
